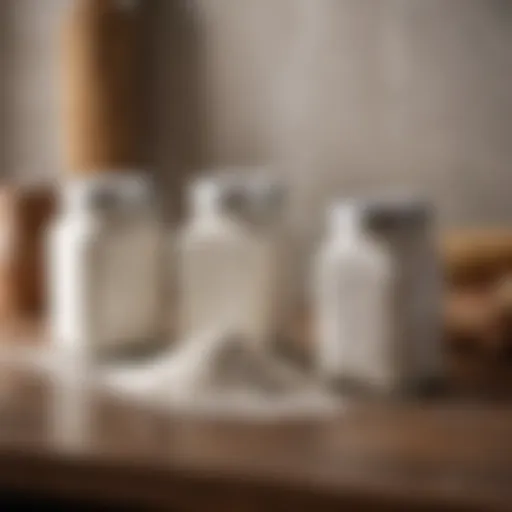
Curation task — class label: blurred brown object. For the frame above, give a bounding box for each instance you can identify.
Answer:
[442,230,512,356]
[493,273,512,315]
[444,289,502,354]
[0,185,55,326]
[442,229,512,286]
[492,273,512,355]
[61,0,143,173]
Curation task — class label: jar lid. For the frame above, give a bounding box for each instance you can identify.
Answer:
[361,191,434,230]
[62,173,153,213]
[189,170,286,224]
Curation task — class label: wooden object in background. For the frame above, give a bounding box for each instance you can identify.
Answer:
[492,273,512,355]
[444,289,502,353]
[0,185,55,325]
[442,230,512,355]
[61,0,142,173]
[442,229,512,285]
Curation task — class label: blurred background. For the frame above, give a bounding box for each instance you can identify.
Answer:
[1,0,511,230]
[0,2,511,510]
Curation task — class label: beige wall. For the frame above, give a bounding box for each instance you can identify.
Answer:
[2,0,512,228]
[1,0,69,180]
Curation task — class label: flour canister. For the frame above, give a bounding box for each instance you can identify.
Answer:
[363,195,445,395]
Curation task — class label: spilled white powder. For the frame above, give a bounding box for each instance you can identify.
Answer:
[0,331,340,421]
[100,330,340,420]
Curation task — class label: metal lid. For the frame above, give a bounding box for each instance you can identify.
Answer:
[62,173,153,213]
[189,170,286,224]
[242,174,286,219]
[361,192,434,231]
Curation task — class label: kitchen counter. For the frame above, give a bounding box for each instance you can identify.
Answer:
[0,333,511,511]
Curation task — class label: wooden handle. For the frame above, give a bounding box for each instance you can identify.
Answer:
[61,0,142,173]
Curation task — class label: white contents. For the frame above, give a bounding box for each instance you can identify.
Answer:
[313,202,395,391]
[177,179,282,350]
[363,193,444,388]
[227,172,292,342]
[48,174,163,358]
[101,330,338,420]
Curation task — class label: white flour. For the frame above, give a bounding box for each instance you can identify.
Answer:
[0,331,339,421]
[100,330,339,420]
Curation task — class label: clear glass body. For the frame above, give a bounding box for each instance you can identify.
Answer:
[313,212,396,391]
[177,205,279,350]
[48,175,162,357]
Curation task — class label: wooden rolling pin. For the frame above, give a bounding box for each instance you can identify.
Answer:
[61,0,143,172]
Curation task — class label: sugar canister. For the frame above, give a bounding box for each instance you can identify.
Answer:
[363,194,445,395]
[48,0,163,360]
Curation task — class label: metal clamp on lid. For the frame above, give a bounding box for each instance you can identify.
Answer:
[62,173,153,214]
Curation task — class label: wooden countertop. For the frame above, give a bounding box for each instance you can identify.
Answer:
[0,335,511,511]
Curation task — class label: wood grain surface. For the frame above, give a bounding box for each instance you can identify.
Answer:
[0,338,511,511]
